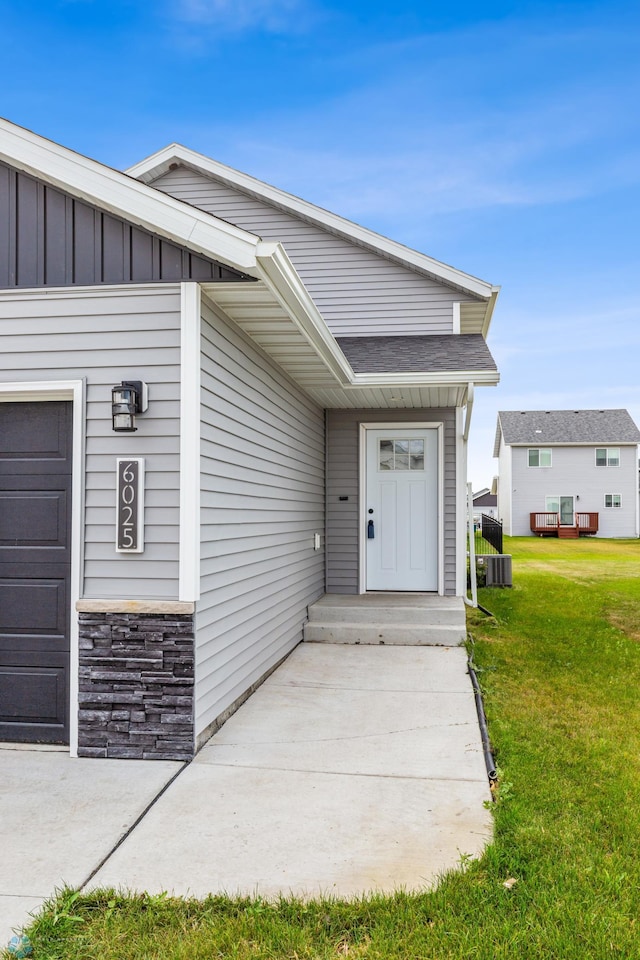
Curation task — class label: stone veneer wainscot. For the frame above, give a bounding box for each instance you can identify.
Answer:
[77,609,195,760]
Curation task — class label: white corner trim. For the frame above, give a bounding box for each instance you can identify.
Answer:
[455,407,467,598]
[452,302,461,335]
[0,118,261,275]
[179,283,201,602]
[127,143,496,300]
[0,379,85,758]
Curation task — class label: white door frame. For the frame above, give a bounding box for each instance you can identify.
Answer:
[358,422,444,595]
[0,380,85,757]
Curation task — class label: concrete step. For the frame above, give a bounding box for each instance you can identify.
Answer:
[303,621,465,646]
[308,599,464,626]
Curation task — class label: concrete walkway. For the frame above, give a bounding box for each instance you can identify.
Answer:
[1,643,492,942]
[0,747,181,944]
[88,644,493,900]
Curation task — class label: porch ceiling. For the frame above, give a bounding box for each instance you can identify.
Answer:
[203,281,495,410]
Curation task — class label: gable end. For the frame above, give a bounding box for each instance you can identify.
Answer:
[0,161,253,289]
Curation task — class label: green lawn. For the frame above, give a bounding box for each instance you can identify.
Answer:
[9,537,640,959]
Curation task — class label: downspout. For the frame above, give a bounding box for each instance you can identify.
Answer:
[463,385,477,607]
[463,382,474,443]
[465,481,477,608]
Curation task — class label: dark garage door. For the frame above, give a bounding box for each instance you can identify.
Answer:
[0,401,72,743]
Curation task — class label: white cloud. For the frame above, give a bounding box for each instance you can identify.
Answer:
[171,0,310,33]
[188,14,640,226]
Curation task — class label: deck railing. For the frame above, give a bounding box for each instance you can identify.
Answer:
[530,512,599,535]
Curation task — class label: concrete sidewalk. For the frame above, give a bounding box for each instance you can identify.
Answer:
[0,747,181,944]
[88,644,492,900]
[1,643,492,943]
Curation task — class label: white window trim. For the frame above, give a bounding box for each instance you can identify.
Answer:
[528,447,552,468]
[595,447,620,467]
[358,422,444,596]
[604,493,622,508]
[0,379,86,758]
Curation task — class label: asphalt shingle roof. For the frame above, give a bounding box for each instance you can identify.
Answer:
[336,334,497,374]
[494,409,640,456]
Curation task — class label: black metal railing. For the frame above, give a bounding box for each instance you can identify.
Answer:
[473,514,503,556]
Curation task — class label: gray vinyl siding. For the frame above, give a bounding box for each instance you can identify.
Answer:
[196,298,325,740]
[326,408,457,595]
[151,167,481,337]
[0,284,181,597]
[509,444,639,537]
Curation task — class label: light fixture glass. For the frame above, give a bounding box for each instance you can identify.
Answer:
[111,381,147,432]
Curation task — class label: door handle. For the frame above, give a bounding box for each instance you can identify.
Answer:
[367,519,375,539]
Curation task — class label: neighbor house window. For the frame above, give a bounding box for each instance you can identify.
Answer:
[595,447,620,467]
[528,448,552,467]
[604,494,622,508]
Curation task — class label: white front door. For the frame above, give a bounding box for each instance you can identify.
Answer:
[365,428,438,591]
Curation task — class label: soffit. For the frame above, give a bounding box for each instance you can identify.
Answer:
[204,282,483,409]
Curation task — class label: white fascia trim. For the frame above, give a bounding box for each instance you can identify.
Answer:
[507,441,640,447]
[179,282,201,602]
[128,144,496,300]
[482,288,501,338]
[255,241,354,383]
[349,371,499,387]
[0,378,85,758]
[0,118,261,275]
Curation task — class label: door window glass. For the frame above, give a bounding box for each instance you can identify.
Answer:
[379,438,425,471]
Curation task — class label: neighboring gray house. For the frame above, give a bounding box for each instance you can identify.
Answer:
[494,410,640,538]
[0,119,499,759]
[472,488,498,524]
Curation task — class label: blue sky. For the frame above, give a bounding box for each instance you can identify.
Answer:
[2,0,639,488]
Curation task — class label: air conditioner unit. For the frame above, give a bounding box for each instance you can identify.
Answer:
[485,554,512,587]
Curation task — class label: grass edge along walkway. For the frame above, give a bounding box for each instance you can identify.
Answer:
[7,537,640,959]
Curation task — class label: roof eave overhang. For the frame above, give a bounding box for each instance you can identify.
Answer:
[127,144,498,301]
[252,243,499,393]
[0,118,262,275]
[506,440,640,447]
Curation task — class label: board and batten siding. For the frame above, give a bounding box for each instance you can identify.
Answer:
[151,167,480,337]
[196,297,325,742]
[0,284,181,598]
[509,444,639,537]
[326,408,458,595]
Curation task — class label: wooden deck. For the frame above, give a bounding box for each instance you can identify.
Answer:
[530,512,599,537]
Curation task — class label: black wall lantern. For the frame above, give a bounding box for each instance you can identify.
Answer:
[111,380,149,432]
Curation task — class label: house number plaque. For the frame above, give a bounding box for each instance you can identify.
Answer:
[116,458,145,553]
